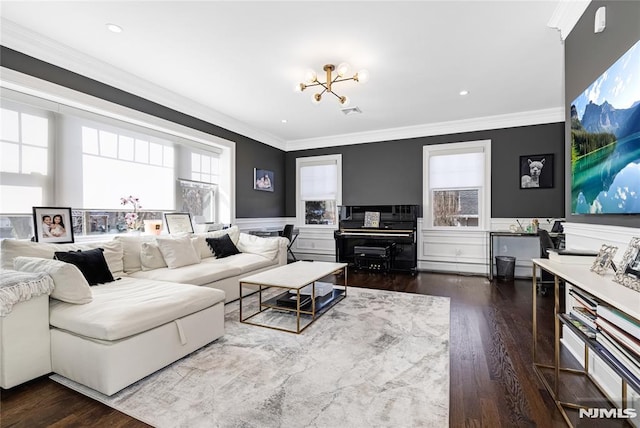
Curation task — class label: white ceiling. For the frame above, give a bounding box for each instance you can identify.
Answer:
[0,1,567,150]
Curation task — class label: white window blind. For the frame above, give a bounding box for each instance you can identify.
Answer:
[429,152,484,188]
[300,164,338,201]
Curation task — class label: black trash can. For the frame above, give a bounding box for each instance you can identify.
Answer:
[495,256,516,281]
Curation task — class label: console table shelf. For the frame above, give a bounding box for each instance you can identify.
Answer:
[532,258,640,427]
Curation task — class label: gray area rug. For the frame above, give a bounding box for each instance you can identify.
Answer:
[52,287,450,427]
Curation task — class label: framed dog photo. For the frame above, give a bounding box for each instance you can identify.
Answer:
[520,153,554,189]
[33,206,74,243]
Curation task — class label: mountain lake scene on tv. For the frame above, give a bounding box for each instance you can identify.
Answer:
[571,40,640,215]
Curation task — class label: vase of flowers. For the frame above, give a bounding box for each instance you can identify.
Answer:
[120,195,143,232]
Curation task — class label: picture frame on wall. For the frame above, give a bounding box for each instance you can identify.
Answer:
[32,206,75,243]
[613,237,640,292]
[254,168,274,192]
[520,153,554,189]
[164,212,194,234]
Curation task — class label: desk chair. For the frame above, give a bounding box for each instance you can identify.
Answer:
[279,224,298,262]
[538,229,557,296]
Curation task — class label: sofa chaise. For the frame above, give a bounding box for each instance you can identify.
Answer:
[0,226,288,395]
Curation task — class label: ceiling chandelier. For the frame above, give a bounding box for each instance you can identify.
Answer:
[295,63,369,106]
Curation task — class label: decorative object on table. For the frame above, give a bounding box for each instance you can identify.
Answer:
[164,212,194,234]
[613,237,640,292]
[520,153,554,189]
[143,219,163,235]
[120,195,143,232]
[32,207,74,243]
[590,244,618,275]
[253,168,274,192]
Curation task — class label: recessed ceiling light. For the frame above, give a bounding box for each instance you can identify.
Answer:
[106,23,123,33]
[281,119,287,124]
[459,90,469,96]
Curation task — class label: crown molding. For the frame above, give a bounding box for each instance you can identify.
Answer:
[0,18,287,151]
[285,107,565,151]
[547,0,591,41]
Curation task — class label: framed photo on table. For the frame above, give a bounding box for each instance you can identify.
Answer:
[614,237,640,292]
[33,206,74,243]
[164,212,194,234]
[590,244,617,275]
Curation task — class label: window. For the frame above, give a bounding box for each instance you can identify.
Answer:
[296,154,342,226]
[0,86,232,240]
[423,140,491,229]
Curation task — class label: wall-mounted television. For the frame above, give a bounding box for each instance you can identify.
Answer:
[570,39,640,215]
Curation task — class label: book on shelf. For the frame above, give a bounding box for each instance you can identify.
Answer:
[570,306,597,330]
[594,340,640,386]
[597,330,640,372]
[596,317,640,358]
[598,305,640,341]
[563,314,597,339]
[547,249,598,264]
[568,288,598,313]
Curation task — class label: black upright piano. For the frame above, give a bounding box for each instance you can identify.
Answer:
[334,205,418,274]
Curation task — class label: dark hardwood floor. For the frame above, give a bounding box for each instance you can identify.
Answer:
[0,271,623,427]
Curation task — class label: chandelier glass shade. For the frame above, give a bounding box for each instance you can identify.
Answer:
[296,63,369,106]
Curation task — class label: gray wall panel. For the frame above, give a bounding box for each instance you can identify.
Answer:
[286,122,565,219]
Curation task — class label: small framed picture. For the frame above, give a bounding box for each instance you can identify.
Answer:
[614,237,640,292]
[33,207,74,243]
[590,244,617,275]
[164,212,194,234]
[254,168,274,192]
[520,153,554,189]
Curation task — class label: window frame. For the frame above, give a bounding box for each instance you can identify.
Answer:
[295,154,342,228]
[423,140,491,230]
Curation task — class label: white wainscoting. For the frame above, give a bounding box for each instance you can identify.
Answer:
[563,222,640,266]
[236,218,640,275]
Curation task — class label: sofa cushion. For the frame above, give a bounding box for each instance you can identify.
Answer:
[191,235,214,259]
[128,260,242,286]
[140,241,168,271]
[216,252,276,274]
[206,234,240,259]
[49,277,225,341]
[0,239,124,277]
[156,236,201,269]
[13,257,93,304]
[237,233,280,260]
[113,235,156,273]
[54,248,115,285]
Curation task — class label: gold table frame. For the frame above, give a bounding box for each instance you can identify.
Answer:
[239,261,348,334]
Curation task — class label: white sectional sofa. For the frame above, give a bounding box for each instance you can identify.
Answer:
[0,226,288,395]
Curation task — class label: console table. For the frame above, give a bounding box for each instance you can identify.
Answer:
[532,258,640,427]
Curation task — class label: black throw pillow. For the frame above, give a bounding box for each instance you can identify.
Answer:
[54,248,115,285]
[206,234,240,259]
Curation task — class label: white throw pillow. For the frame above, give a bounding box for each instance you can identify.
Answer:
[237,233,280,260]
[155,236,201,269]
[140,241,168,271]
[191,235,214,259]
[13,256,93,304]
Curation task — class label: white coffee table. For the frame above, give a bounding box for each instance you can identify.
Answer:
[239,261,348,333]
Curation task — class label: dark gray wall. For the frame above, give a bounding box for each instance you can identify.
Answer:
[0,46,286,218]
[286,122,565,219]
[564,1,640,228]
